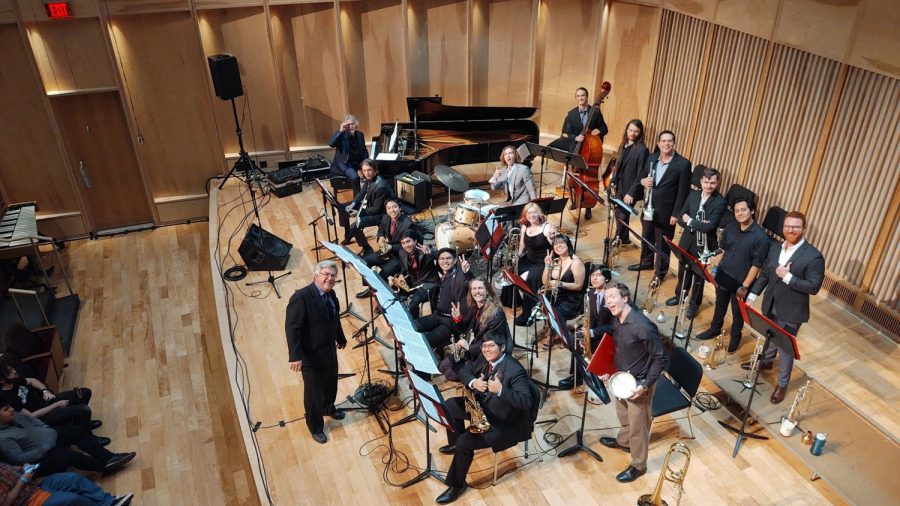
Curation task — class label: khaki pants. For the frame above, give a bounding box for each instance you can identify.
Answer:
[614,383,656,471]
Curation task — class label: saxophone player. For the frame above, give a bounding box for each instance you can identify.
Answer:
[414,248,473,352]
[665,167,726,319]
[436,332,538,504]
[356,199,412,298]
[390,230,439,319]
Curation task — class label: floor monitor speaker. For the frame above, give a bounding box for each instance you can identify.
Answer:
[238,224,292,271]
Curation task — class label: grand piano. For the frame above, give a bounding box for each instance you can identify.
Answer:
[372,97,539,177]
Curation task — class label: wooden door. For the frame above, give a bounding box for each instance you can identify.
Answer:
[51,91,152,231]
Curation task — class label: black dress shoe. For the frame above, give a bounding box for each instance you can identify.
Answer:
[685,303,698,320]
[93,436,112,447]
[627,263,653,272]
[694,329,718,341]
[557,375,582,390]
[599,437,630,453]
[741,361,773,371]
[340,237,354,246]
[312,432,328,444]
[584,208,592,220]
[436,484,467,504]
[328,409,346,420]
[665,296,679,306]
[438,444,455,455]
[616,465,646,483]
[104,452,136,473]
[355,287,371,299]
[90,420,103,430]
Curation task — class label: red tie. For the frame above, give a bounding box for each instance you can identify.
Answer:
[486,363,493,378]
[390,219,397,236]
[410,253,418,271]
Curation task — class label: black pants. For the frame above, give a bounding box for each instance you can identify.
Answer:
[41,388,94,432]
[674,261,704,306]
[347,214,383,251]
[614,207,633,243]
[708,285,745,352]
[444,397,518,488]
[360,252,401,282]
[414,314,454,351]
[639,219,675,278]
[39,425,112,476]
[301,359,339,435]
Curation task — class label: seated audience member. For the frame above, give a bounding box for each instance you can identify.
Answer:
[0,460,133,505]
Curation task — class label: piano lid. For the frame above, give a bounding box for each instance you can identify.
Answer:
[406,96,537,122]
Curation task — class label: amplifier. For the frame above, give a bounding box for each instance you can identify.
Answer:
[395,172,430,210]
[265,155,331,197]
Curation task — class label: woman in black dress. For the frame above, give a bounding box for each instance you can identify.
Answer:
[514,202,558,326]
[541,234,585,348]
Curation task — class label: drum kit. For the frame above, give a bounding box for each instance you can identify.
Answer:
[433,165,498,254]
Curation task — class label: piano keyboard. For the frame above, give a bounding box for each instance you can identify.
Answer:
[0,203,38,249]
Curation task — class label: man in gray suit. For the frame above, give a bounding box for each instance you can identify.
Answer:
[744,211,825,404]
[489,145,536,206]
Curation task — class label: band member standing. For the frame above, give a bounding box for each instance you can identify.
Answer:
[356,199,411,298]
[746,212,825,404]
[488,145,536,205]
[549,87,609,153]
[390,230,439,319]
[342,159,393,247]
[285,261,348,444]
[414,248,473,351]
[440,279,509,382]
[329,114,368,194]
[435,332,537,504]
[628,130,692,280]
[694,198,768,351]
[612,119,649,245]
[560,264,615,390]
[665,167,726,319]
[514,203,558,327]
[599,282,667,483]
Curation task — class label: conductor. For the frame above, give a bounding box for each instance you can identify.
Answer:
[285,260,348,444]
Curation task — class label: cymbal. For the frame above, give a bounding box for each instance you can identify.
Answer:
[434,165,469,193]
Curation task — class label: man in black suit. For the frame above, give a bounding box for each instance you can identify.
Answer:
[285,260,348,444]
[414,248,473,351]
[628,130,692,280]
[746,211,825,404]
[342,159,393,248]
[356,200,412,298]
[435,332,538,504]
[549,87,609,153]
[665,167,727,319]
[328,114,369,194]
[392,230,440,319]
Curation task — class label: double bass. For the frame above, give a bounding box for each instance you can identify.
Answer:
[566,82,612,211]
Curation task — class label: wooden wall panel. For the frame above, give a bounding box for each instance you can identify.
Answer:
[197,7,285,155]
[644,10,707,149]
[0,23,78,213]
[744,46,839,216]
[16,0,98,21]
[806,68,899,287]
[470,0,535,107]
[109,11,223,198]
[534,0,603,137]
[194,0,263,8]
[104,0,190,15]
[340,0,407,136]
[848,0,900,78]
[871,215,900,310]
[601,2,659,147]
[407,0,469,105]
[773,0,858,63]
[25,18,117,93]
[690,26,766,190]
[663,0,717,21]
[713,0,779,40]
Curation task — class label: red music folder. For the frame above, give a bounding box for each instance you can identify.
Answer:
[587,332,617,376]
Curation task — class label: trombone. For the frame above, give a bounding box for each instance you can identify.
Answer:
[638,442,691,506]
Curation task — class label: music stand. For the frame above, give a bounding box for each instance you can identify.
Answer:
[617,218,663,303]
[316,182,365,322]
[401,369,451,488]
[665,238,715,350]
[534,293,570,406]
[500,269,531,355]
[535,197,570,228]
[558,353,609,462]
[491,202,526,224]
[502,269,541,369]
[719,300,800,458]
[390,320,441,429]
[521,142,570,196]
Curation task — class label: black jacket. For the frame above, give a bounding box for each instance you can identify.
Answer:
[636,151,692,225]
[614,142,649,199]
[458,354,537,447]
[750,240,825,324]
[434,268,473,316]
[676,190,727,253]
[587,289,615,342]
[375,214,413,255]
[451,306,510,362]
[285,283,347,367]
[561,106,609,139]
[398,248,439,288]
[329,129,369,174]
[353,176,393,216]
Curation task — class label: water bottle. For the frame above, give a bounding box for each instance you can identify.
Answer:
[810,432,827,456]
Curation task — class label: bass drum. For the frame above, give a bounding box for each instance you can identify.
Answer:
[435,222,476,253]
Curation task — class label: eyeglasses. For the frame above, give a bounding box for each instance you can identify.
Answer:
[783,225,804,230]
[317,272,337,279]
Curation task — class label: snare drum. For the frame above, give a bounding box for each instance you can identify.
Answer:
[435,222,476,252]
[464,189,490,204]
[453,205,481,227]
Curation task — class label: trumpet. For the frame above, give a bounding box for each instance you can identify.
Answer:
[377,236,392,260]
[492,227,521,291]
[695,206,709,259]
[540,257,562,302]
[673,289,690,338]
[462,387,490,434]
[638,442,691,506]
[643,160,656,221]
[451,328,473,362]
[642,276,660,315]
[786,379,813,424]
[742,335,765,389]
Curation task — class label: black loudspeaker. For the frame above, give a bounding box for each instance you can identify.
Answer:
[238,224,292,271]
[207,54,244,100]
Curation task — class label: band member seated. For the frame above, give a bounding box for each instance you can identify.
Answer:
[388,230,439,319]
[435,331,538,504]
[329,114,368,194]
[488,145,536,206]
[440,279,509,382]
[356,199,411,298]
[414,248,473,352]
[664,167,726,319]
[746,211,824,404]
[540,234,584,351]
[559,264,615,390]
[598,282,667,483]
[549,87,609,153]
[694,198,768,351]
[342,159,393,247]
[513,203,557,327]
[611,119,649,245]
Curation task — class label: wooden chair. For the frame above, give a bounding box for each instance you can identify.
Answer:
[2,323,65,391]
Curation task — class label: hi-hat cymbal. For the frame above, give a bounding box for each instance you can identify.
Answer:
[434,165,470,193]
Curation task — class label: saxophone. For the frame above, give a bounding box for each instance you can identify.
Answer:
[786,380,813,424]
[638,442,691,506]
[462,387,490,434]
[742,336,765,389]
[642,276,660,315]
[389,274,412,293]
[673,289,691,338]
[377,236,392,260]
[580,290,592,357]
[491,227,521,290]
[608,237,621,269]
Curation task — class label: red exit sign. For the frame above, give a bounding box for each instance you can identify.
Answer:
[45,2,72,19]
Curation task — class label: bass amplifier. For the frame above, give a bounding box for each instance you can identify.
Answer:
[266,155,331,197]
[395,172,430,210]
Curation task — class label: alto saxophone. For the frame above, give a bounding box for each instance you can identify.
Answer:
[462,387,490,434]
[786,379,813,424]
[638,442,691,506]
[743,336,765,389]
[642,276,660,315]
[377,237,392,260]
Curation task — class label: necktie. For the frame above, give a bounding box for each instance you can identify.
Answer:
[580,110,587,126]
[506,168,513,199]
[486,363,494,377]
[390,219,397,236]
[410,253,418,271]
[596,292,602,313]
[322,293,334,318]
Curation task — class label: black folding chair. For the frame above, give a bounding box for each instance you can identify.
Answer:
[761,205,787,241]
[650,346,703,438]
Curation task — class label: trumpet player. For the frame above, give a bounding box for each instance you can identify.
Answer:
[600,282,667,483]
[414,248,473,351]
[356,199,411,298]
[665,167,726,319]
[436,332,537,505]
[628,130,692,280]
[559,264,615,390]
[390,230,439,319]
[746,211,825,404]
[341,159,393,247]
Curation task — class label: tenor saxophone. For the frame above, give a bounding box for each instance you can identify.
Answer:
[462,387,490,434]
[638,442,691,506]
[642,276,660,315]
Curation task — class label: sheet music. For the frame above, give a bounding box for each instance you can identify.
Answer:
[375,153,399,161]
[388,121,399,152]
[516,143,530,162]
[611,197,638,216]
[408,371,441,401]
[419,395,449,426]
[393,326,439,374]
